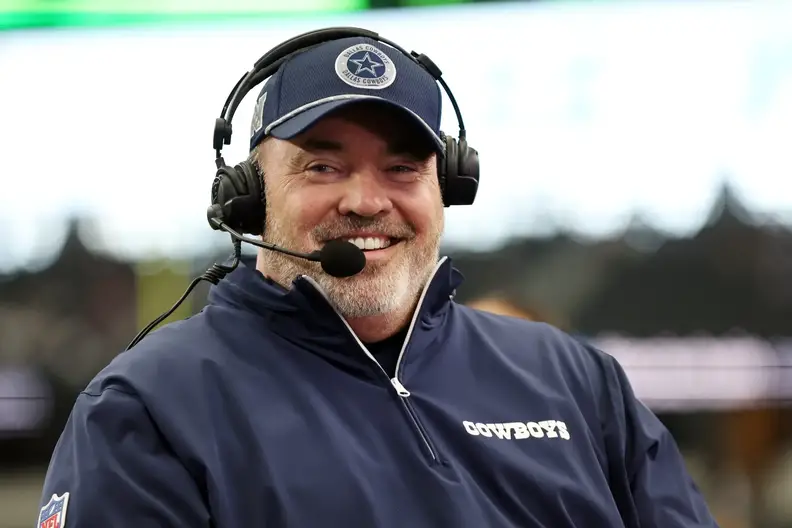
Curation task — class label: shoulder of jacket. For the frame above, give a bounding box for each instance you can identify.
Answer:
[453,304,610,365]
[83,311,222,396]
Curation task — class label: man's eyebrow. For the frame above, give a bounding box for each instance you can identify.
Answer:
[387,140,434,162]
[299,138,344,153]
[288,138,344,167]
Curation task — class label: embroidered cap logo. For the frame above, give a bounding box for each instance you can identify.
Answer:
[334,44,397,90]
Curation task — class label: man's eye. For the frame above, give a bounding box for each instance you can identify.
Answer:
[307,164,335,173]
[387,166,420,183]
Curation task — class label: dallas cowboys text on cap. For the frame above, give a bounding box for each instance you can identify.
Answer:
[334,43,397,90]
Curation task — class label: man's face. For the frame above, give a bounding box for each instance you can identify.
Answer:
[257,103,445,319]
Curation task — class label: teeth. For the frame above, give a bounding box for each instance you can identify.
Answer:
[346,237,392,251]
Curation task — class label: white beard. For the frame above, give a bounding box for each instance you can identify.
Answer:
[259,242,438,319]
[311,252,430,318]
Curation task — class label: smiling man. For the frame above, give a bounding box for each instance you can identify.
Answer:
[253,101,443,346]
[38,32,720,527]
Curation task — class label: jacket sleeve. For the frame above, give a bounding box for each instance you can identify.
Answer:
[38,387,211,527]
[600,351,721,528]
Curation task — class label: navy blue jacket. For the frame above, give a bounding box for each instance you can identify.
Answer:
[39,258,719,527]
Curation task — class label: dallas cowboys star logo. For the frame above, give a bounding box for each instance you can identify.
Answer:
[334,44,397,90]
[349,52,383,77]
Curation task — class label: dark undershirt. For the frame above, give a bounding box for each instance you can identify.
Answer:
[365,327,408,379]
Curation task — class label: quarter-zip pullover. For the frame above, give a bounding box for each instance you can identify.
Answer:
[38,258,719,527]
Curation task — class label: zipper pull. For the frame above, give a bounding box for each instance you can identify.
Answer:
[391,378,411,397]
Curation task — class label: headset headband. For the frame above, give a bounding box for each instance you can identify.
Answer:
[212,27,468,163]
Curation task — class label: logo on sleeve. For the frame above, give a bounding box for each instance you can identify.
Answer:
[463,420,570,440]
[38,493,69,528]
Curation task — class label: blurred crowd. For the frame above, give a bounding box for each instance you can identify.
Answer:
[1,184,791,527]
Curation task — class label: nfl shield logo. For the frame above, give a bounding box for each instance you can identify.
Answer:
[38,493,69,528]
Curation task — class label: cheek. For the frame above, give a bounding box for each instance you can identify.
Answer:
[280,189,337,231]
[400,186,443,235]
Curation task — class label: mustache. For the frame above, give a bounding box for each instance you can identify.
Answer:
[312,216,417,241]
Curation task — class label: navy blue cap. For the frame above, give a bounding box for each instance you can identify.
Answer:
[248,37,444,152]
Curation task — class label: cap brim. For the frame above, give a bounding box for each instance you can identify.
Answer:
[266,97,445,153]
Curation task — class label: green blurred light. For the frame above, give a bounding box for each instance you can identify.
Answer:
[400,0,470,5]
[0,0,367,29]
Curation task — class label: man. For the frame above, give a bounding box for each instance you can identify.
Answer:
[38,32,719,527]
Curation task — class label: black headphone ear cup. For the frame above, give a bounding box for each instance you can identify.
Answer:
[211,173,222,206]
[211,165,235,206]
[458,140,479,179]
[212,165,243,207]
[438,135,479,207]
[456,140,480,206]
[237,161,263,204]
[234,161,266,236]
[440,133,458,207]
[210,161,266,236]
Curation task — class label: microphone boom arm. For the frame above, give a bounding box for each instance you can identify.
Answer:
[124,210,367,351]
[208,217,321,261]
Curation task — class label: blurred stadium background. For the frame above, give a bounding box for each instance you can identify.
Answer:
[2,0,792,526]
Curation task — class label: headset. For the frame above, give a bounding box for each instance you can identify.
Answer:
[209,26,480,237]
[126,27,480,351]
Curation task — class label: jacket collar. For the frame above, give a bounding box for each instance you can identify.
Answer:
[207,256,464,353]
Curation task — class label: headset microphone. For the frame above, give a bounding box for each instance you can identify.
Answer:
[206,205,366,278]
[317,239,367,278]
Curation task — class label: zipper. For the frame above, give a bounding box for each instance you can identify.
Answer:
[390,257,448,391]
[301,257,448,463]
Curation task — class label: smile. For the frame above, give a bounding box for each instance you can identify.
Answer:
[340,236,398,251]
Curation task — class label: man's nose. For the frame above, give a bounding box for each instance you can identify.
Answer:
[337,171,393,218]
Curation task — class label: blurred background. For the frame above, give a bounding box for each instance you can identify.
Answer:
[1,0,792,526]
